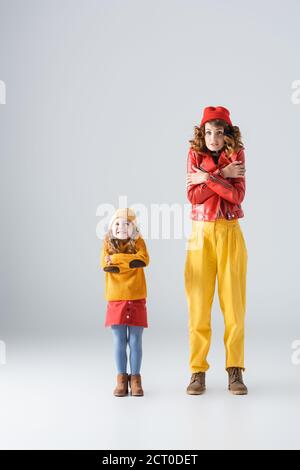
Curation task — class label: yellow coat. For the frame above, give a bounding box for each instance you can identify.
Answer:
[101,236,149,301]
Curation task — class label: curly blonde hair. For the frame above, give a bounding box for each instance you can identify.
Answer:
[103,225,141,255]
[189,119,244,157]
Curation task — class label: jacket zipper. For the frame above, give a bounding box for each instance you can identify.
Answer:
[196,165,232,189]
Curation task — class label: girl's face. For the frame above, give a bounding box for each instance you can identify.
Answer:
[111,217,134,240]
[204,122,225,152]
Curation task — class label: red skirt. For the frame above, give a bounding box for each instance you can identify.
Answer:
[105,299,148,328]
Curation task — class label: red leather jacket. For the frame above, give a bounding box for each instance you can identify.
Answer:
[187,147,246,221]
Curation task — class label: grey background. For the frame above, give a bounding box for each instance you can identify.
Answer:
[0,0,300,450]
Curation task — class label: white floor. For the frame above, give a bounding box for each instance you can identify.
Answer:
[0,332,300,450]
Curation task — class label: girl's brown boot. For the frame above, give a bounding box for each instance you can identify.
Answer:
[113,373,129,397]
[128,374,144,396]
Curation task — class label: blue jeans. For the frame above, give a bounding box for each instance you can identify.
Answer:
[111,325,144,375]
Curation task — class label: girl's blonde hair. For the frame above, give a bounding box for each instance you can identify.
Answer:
[189,119,244,157]
[104,221,141,255]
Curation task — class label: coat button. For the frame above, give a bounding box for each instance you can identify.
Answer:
[126,315,130,319]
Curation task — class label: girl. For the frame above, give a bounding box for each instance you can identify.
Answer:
[101,207,149,397]
[185,106,248,395]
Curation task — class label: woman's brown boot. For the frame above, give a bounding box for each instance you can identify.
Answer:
[128,374,144,396]
[227,367,248,395]
[113,373,129,397]
[186,372,206,395]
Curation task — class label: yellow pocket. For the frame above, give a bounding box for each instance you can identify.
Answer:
[186,222,205,251]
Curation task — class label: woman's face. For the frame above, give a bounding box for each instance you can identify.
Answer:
[204,122,225,152]
[111,217,134,240]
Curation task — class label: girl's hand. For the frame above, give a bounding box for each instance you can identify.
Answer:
[186,165,209,187]
[106,255,112,264]
[221,161,246,178]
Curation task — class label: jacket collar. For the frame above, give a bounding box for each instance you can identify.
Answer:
[204,148,232,166]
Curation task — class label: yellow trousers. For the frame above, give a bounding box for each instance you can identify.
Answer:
[184,218,248,372]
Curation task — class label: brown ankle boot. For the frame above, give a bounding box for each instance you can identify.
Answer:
[113,373,129,397]
[128,374,144,396]
[227,367,248,395]
[186,372,206,395]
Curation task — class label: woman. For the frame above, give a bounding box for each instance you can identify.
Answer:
[185,106,248,395]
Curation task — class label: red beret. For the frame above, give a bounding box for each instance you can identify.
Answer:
[200,106,232,127]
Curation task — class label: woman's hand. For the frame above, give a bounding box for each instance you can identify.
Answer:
[186,165,209,187]
[221,161,246,178]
